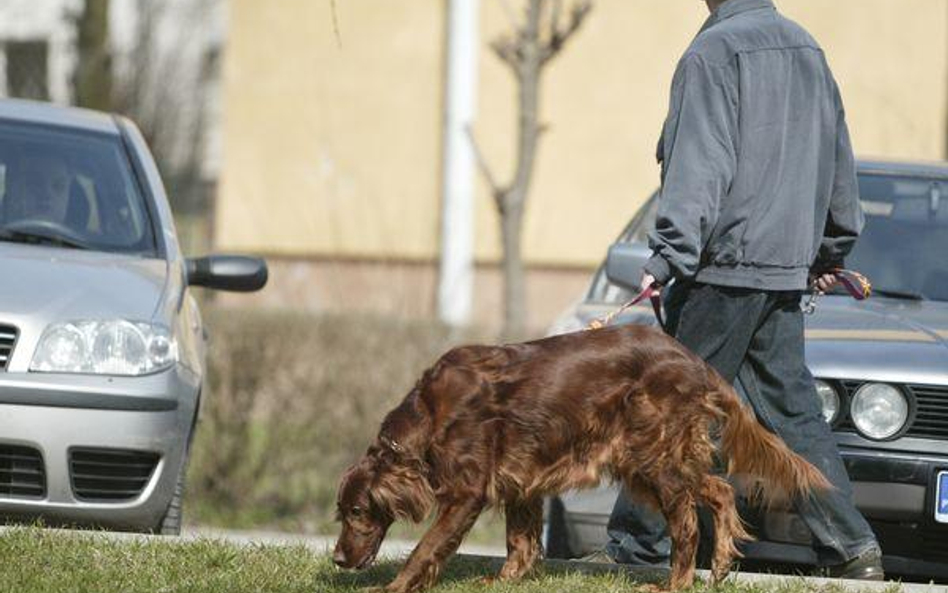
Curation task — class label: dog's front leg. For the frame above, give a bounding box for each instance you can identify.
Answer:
[385,496,485,593]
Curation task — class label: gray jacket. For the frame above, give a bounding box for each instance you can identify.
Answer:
[644,0,864,291]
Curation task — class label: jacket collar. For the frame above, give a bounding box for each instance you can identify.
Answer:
[700,0,775,32]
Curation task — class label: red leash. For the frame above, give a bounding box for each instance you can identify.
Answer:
[586,284,664,331]
[588,268,872,330]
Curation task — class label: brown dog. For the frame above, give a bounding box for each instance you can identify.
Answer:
[333,324,830,592]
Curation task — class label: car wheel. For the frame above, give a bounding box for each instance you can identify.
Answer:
[155,453,188,536]
[545,497,576,559]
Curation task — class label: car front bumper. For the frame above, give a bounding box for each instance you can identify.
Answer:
[745,444,948,579]
[552,443,948,580]
[0,365,200,531]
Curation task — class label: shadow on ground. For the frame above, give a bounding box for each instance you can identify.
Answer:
[327,555,669,590]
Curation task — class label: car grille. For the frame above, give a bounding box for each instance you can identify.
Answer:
[837,381,948,441]
[919,525,948,562]
[69,448,160,502]
[0,324,17,371]
[0,444,46,499]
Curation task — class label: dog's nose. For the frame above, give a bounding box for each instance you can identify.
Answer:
[333,547,347,567]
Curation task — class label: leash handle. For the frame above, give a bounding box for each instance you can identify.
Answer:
[833,268,872,300]
[804,268,872,315]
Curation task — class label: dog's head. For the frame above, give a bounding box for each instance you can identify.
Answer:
[333,437,435,570]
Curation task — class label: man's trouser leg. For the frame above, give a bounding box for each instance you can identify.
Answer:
[733,291,880,564]
[605,283,879,565]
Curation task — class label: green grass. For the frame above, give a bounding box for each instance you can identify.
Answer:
[0,526,896,593]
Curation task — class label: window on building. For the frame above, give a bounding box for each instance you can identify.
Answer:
[5,40,50,101]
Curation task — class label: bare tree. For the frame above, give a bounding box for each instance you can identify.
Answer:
[470,0,592,338]
[108,0,219,252]
[72,0,113,111]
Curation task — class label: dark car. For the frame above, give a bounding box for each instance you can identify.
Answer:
[544,160,948,581]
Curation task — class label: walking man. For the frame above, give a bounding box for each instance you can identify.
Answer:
[603,0,884,579]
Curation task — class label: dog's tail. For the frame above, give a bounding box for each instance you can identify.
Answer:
[710,374,832,504]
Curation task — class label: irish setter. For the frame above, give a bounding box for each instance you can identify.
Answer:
[333,323,829,592]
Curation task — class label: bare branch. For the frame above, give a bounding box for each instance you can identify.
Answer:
[490,36,521,72]
[466,125,507,209]
[330,0,342,48]
[548,0,563,47]
[541,0,592,64]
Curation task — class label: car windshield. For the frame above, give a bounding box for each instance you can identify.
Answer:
[0,120,156,256]
[847,173,948,301]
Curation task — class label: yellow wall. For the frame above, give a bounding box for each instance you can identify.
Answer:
[217,0,444,259]
[216,0,948,267]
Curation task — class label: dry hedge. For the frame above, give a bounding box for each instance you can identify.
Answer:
[186,307,487,532]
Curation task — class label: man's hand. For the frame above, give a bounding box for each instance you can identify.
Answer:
[812,272,838,293]
[641,273,662,294]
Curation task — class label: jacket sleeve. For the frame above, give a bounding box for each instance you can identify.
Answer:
[812,84,865,273]
[644,55,739,285]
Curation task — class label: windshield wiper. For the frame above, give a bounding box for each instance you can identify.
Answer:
[872,287,925,301]
[0,229,91,250]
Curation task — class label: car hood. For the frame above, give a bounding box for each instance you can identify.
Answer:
[803,295,948,384]
[565,293,948,384]
[0,244,168,323]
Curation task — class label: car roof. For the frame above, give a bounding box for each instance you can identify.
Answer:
[858,159,948,180]
[0,98,119,135]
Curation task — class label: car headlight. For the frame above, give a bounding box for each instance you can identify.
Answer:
[850,383,909,440]
[814,380,840,424]
[31,320,177,376]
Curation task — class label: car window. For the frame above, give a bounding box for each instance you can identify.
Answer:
[0,120,156,256]
[849,174,948,301]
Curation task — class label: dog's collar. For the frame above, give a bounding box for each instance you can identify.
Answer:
[379,435,404,454]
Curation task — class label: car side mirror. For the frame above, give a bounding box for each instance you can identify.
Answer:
[605,242,652,291]
[186,255,268,292]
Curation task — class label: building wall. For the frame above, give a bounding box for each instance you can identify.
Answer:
[0,0,81,103]
[216,0,445,260]
[216,0,948,329]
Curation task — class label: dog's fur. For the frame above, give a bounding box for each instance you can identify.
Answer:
[334,324,830,592]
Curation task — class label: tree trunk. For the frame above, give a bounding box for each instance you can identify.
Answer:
[501,198,527,338]
[73,0,112,110]
[499,0,543,338]
[470,0,592,337]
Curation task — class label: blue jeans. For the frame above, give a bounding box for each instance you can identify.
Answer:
[605,281,880,566]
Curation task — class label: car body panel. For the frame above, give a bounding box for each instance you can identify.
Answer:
[0,245,168,373]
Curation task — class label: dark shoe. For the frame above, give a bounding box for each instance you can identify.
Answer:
[574,549,618,564]
[821,549,885,581]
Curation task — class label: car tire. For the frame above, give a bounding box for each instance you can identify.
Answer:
[545,497,576,559]
[155,453,188,536]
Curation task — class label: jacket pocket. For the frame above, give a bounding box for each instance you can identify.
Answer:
[706,224,745,266]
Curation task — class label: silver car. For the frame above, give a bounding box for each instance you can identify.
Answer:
[0,99,266,534]
[545,161,948,580]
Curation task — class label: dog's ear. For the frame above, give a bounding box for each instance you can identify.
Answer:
[369,463,435,523]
